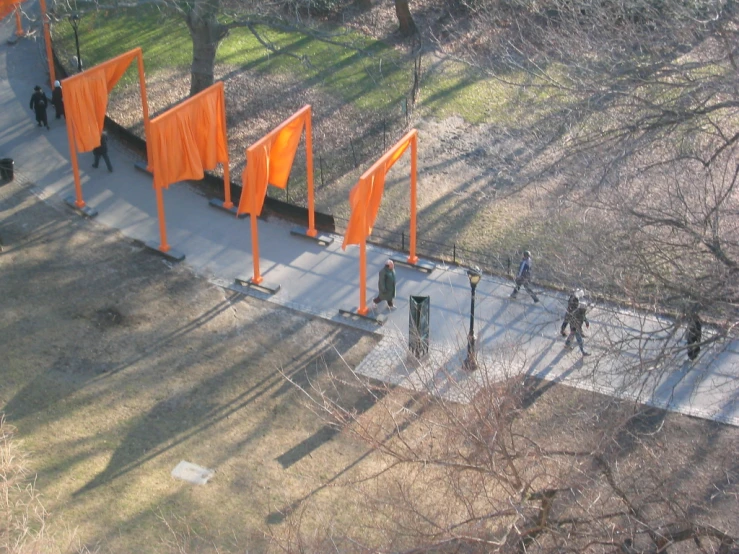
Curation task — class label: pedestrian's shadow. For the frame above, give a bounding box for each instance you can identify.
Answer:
[522,348,582,409]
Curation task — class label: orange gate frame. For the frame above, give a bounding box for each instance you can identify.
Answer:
[39,0,55,89]
[342,129,419,315]
[0,0,26,37]
[62,48,151,215]
[13,2,22,35]
[236,105,315,286]
[148,82,231,256]
[1,0,54,86]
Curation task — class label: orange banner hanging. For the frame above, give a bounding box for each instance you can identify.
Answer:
[342,131,413,249]
[237,106,309,217]
[148,82,230,252]
[235,105,313,285]
[63,49,139,153]
[149,82,228,190]
[0,0,23,22]
[341,129,419,315]
[61,48,151,211]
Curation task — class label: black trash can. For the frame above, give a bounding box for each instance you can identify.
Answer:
[409,295,430,358]
[0,158,14,182]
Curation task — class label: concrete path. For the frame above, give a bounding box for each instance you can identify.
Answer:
[1,11,737,426]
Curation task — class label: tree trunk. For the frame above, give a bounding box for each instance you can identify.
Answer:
[394,0,417,37]
[186,0,228,96]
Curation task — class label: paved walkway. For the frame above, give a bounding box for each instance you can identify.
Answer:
[1,11,737,426]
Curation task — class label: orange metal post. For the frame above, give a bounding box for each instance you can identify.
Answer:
[219,86,233,209]
[14,4,23,36]
[38,0,55,88]
[250,211,262,284]
[305,109,317,237]
[135,50,152,166]
[155,184,170,252]
[64,116,86,208]
[407,132,419,264]
[358,239,368,315]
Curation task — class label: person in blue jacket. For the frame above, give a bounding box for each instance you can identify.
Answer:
[510,251,539,303]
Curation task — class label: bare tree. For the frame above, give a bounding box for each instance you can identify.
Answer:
[395,0,417,37]
[274,345,738,553]
[420,0,738,339]
[185,0,229,96]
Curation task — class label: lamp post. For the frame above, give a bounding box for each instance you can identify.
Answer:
[464,267,482,371]
[69,13,82,72]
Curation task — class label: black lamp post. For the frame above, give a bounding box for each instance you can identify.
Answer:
[464,267,482,371]
[69,13,82,72]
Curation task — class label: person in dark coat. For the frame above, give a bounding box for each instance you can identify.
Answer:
[29,85,50,130]
[510,251,539,302]
[51,81,64,119]
[92,132,113,172]
[686,313,702,361]
[560,289,584,337]
[565,303,590,356]
[373,260,396,309]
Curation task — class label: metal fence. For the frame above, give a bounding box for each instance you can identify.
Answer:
[331,214,517,278]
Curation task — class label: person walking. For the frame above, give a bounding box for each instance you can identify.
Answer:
[560,289,584,337]
[92,132,113,172]
[29,85,50,130]
[510,251,539,302]
[565,302,590,356]
[373,260,396,309]
[686,312,702,361]
[51,81,64,120]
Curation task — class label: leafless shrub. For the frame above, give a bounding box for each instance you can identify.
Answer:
[0,415,93,554]
[275,341,738,553]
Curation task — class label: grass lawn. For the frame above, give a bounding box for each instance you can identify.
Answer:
[49,4,546,123]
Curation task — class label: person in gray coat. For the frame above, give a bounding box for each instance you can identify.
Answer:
[565,303,590,356]
[373,260,396,308]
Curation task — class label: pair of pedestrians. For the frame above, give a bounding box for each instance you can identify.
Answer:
[29,85,112,172]
[509,252,590,356]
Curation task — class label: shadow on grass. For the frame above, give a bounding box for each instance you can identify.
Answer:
[71,315,366,496]
[266,389,426,525]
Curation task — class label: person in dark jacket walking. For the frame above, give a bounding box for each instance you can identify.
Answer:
[686,312,702,361]
[510,251,539,302]
[560,289,584,336]
[373,260,396,309]
[92,132,113,172]
[29,85,50,129]
[51,81,64,119]
[565,303,590,356]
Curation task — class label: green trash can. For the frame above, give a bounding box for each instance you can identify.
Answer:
[0,158,14,182]
[409,295,430,358]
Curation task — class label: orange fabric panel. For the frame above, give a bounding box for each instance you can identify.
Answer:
[0,0,23,20]
[241,144,269,215]
[63,49,139,152]
[149,83,229,190]
[64,71,109,152]
[237,110,306,216]
[269,116,305,189]
[341,134,413,249]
